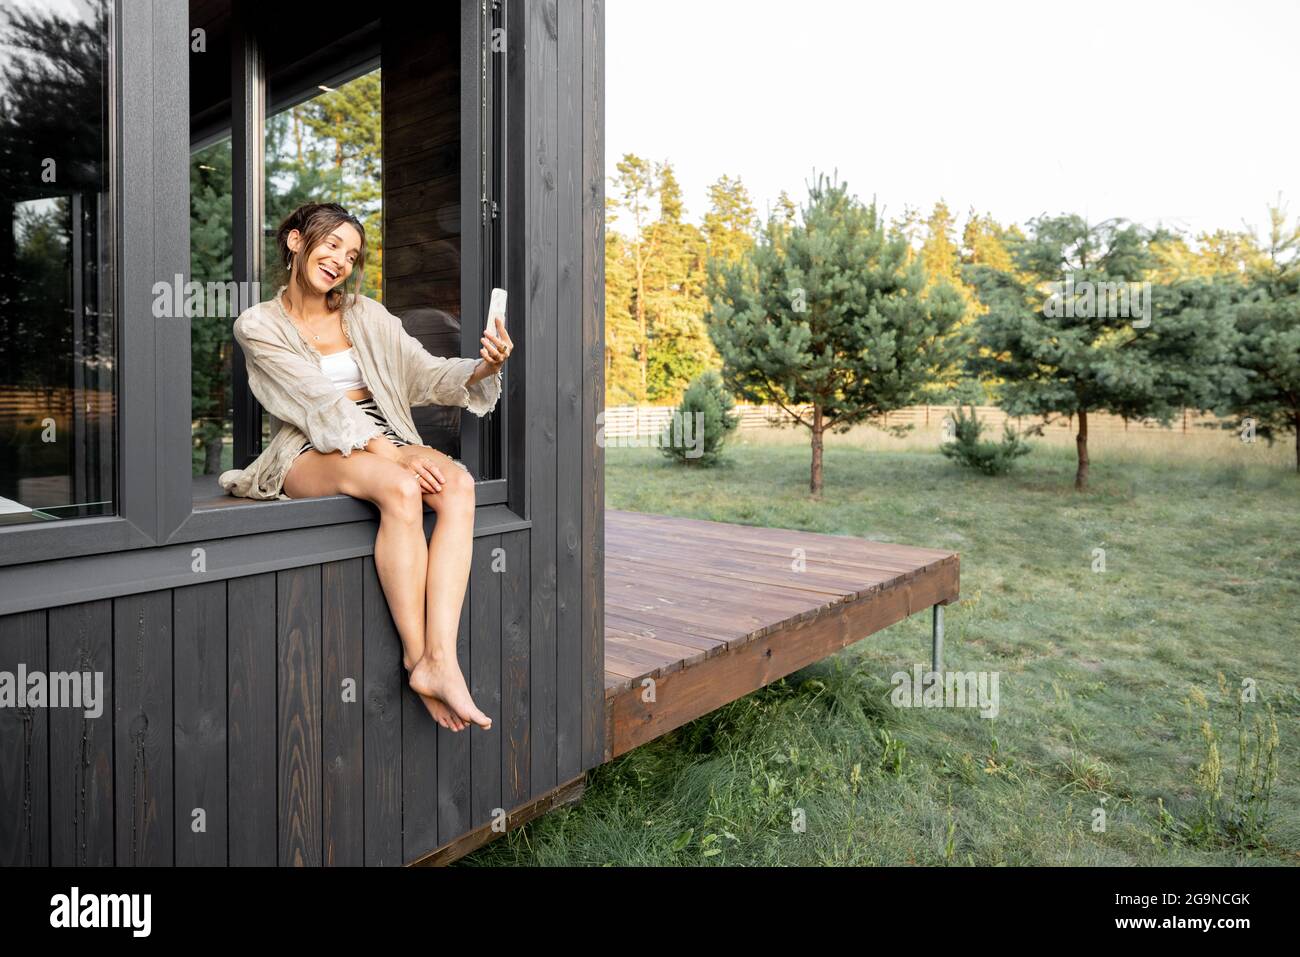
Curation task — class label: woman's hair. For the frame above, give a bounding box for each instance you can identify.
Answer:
[274,202,368,313]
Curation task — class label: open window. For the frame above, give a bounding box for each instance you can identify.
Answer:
[187,0,513,511]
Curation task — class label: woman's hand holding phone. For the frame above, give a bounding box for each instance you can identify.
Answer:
[479,288,512,374]
[480,317,513,373]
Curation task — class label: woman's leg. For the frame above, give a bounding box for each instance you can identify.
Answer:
[407,451,493,731]
[282,448,464,731]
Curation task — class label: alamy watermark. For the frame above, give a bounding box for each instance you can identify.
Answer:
[890,664,1000,719]
[152,275,261,319]
[0,664,104,719]
[596,409,705,458]
[1044,273,1151,329]
[50,886,150,936]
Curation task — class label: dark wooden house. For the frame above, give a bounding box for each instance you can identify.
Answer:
[0,0,607,866]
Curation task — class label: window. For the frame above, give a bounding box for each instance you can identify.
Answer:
[187,0,511,503]
[0,0,522,568]
[190,67,384,475]
[476,0,508,482]
[0,0,114,524]
[189,134,233,474]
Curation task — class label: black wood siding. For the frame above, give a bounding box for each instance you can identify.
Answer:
[0,530,586,865]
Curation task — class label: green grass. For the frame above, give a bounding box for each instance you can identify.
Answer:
[460,435,1299,866]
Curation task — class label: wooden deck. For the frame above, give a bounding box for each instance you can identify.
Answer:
[603,509,960,761]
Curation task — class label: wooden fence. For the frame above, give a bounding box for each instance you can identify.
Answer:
[602,403,1228,438]
[0,386,116,422]
[3,389,1227,441]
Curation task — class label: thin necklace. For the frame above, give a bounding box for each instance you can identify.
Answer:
[278,286,353,351]
[282,291,326,340]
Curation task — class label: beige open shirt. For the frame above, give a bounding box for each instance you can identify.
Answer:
[217,285,503,500]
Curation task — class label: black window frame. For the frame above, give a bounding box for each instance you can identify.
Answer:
[457,0,513,506]
[0,0,526,568]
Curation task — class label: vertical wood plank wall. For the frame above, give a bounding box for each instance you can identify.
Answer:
[0,0,604,867]
[0,533,564,865]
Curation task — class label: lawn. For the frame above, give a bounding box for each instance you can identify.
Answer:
[463,429,1299,865]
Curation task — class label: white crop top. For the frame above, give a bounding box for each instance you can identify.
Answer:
[318,347,368,392]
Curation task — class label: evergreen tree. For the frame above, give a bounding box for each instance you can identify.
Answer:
[659,369,738,467]
[642,160,712,402]
[889,203,924,254]
[603,197,642,405]
[919,200,982,401]
[706,173,965,496]
[608,154,658,398]
[703,174,759,266]
[954,210,1026,405]
[1150,228,1262,284]
[967,214,1237,489]
[1216,202,1300,470]
[771,190,798,236]
[961,210,1019,272]
[607,155,716,405]
[920,200,963,291]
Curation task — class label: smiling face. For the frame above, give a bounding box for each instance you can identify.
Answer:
[290,222,363,295]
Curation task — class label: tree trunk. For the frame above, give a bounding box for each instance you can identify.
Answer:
[205,435,224,474]
[1075,407,1090,490]
[810,405,824,497]
[1294,412,1299,473]
[633,261,647,394]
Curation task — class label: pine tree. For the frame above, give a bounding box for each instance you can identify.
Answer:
[706,173,965,496]
[967,214,1237,489]
[1150,228,1262,284]
[920,200,963,291]
[1216,202,1300,470]
[608,154,660,398]
[603,197,642,405]
[918,201,982,401]
[961,210,1018,272]
[642,160,713,402]
[605,155,719,405]
[703,174,759,266]
[772,191,798,236]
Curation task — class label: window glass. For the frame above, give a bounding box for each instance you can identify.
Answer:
[259,73,384,447]
[190,136,233,474]
[189,65,383,475]
[186,5,499,487]
[0,0,114,523]
[264,74,383,302]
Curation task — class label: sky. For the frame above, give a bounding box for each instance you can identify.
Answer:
[605,0,1300,242]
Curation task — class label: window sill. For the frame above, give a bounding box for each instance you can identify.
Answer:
[174,474,516,543]
[0,475,524,573]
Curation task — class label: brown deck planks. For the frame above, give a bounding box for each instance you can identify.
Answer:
[603,509,960,761]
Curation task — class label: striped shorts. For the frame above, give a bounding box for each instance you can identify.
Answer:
[297,396,470,474]
[298,396,409,456]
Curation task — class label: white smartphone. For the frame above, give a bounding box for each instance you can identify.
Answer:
[485,287,508,338]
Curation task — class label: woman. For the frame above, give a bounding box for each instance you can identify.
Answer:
[218,202,512,734]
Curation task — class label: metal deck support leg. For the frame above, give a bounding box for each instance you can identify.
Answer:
[931,603,944,674]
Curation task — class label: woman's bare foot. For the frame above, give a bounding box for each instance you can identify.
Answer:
[404,657,466,732]
[422,692,466,732]
[409,655,492,730]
